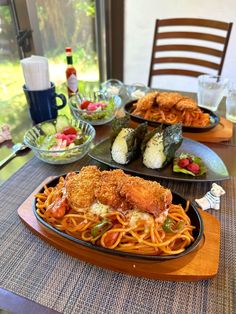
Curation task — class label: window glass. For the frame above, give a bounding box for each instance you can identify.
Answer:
[35,0,99,100]
[0,0,99,140]
[0,4,28,141]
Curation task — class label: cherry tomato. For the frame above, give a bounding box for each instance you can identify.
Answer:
[62,126,77,135]
[80,100,91,109]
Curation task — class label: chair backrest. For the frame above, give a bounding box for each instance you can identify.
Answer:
[148,18,233,87]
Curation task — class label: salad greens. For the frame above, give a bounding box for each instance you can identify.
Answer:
[36,134,57,150]
[36,116,88,151]
[77,98,116,121]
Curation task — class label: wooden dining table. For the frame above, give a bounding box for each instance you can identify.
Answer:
[0,91,235,314]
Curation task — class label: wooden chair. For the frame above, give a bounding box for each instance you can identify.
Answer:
[148,18,233,87]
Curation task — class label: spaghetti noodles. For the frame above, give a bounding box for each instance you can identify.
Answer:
[35,168,195,256]
[132,91,211,127]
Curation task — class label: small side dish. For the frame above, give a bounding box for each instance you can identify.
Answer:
[173,153,207,176]
[24,116,95,164]
[76,99,115,121]
[36,116,88,151]
[69,92,121,125]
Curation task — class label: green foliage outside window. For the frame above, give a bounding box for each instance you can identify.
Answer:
[0,0,99,142]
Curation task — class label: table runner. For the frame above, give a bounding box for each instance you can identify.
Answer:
[0,156,235,314]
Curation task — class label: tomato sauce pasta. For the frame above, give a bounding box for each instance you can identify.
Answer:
[35,167,195,256]
[132,91,211,127]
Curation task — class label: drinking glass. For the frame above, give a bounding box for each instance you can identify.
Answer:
[197,75,229,111]
[101,79,124,96]
[226,83,236,123]
[127,83,150,100]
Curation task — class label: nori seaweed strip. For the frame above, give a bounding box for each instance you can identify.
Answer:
[110,115,130,145]
[141,123,183,168]
[134,122,148,145]
[123,122,148,163]
[162,123,183,167]
[141,125,163,155]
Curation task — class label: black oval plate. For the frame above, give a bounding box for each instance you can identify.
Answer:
[124,100,219,133]
[33,175,203,261]
[89,138,229,182]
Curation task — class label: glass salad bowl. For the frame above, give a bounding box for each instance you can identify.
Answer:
[69,92,122,126]
[24,116,95,164]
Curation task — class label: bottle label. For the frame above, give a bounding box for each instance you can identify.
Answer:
[67,74,78,93]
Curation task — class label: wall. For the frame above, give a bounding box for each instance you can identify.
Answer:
[123,0,236,92]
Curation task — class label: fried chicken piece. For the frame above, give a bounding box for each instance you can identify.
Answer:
[95,169,130,210]
[119,176,172,216]
[175,97,198,111]
[132,92,159,114]
[156,92,184,109]
[66,166,101,210]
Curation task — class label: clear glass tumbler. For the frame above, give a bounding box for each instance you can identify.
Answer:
[127,83,150,100]
[197,75,229,112]
[226,83,236,123]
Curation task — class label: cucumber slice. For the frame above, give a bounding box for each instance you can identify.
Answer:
[41,122,56,135]
[56,115,70,132]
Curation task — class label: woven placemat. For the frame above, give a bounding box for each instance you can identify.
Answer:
[0,157,235,314]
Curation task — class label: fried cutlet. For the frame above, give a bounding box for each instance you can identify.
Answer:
[133,91,158,113]
[66,166,173,217]
[156,92,184,109]
[65,166,101,210]
[94,169,130,210]
[119,176,172,216]
[175,97,198,111]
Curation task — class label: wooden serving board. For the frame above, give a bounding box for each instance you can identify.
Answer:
[129,117,233,143]
[183,117,233,143]
[18,178,220,282]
